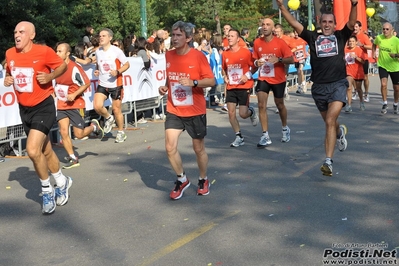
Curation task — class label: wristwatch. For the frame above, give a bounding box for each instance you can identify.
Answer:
[278,57,283,63]
[193,80,198,87]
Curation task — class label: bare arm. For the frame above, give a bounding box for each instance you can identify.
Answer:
[276,0,304,35]
[347,0,358,30]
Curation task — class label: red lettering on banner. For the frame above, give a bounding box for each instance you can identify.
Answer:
[123,75,132,86]
[156,70,166,81]
[0,91,16,107]
[87,79,98,92]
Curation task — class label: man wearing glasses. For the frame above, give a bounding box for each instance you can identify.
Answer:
[372,23,399,114]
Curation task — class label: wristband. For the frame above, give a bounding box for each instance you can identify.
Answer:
[116,70,120,75]
[245,71,252,79]
[254,60,259,67]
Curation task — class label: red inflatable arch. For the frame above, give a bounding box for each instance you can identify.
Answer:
[334,0,367,31]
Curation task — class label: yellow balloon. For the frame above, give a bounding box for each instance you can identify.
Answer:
[288,0,300,11]
[366,8,375,18]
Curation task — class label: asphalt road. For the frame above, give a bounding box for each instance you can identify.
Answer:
[1,75,398,266]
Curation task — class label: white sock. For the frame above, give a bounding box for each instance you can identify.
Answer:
[199,176,207,180]
[177,172,186,183]
[262,131,269,137]
[40,178,52,193]
[69,154,77,160]
[51,169,66,187]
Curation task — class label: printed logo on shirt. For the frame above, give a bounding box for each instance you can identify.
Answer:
[315,35,338,57]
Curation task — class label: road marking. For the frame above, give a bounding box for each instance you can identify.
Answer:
[138,210,241,266]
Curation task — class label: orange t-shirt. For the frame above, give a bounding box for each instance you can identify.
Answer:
[223,37,247,50]
[288,37,308,62]
[280,35,292,45]
[55,60,90,110]
[5,44,65,107]
[252,37,293,84]
[355,32,372,59]
[165,48,214,117]
[345,46,365,80]
[222,47,254,90]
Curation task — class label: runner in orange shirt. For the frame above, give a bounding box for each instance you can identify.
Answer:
[289,30,308,94]
[345,36,366,112]
[55,43,104,169]
[222,28,258,148]
[4,21,69,214]
[222,24,247,50]
[274,23,293,99]
[158,21,215,200]
[353,21,372,102]
[252,18,294,148]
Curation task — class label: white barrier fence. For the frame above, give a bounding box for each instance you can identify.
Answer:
[0,53,167,128]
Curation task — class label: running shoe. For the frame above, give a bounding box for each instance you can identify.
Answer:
[360,102,365,111]
[381,104,388,114]
[91,119,104,140]
[197,179,210,196]
[230,136,244,147]
[170,179,190,200]
[257,135,272,148]
[337,124,347,152]
[221,104,228,111]
[344,105,352,113]
[364,95,369,102]
[352,92,357,100]
[320,160,333,177]
[104,115,115,133]
[115,131,127,143]
[55,176,73,206]
[394,105,398,114]
[248,106,258,126]
[281,127,291,143]
[62,157,80,169]
[42,187,56,214]
[284,87,290,100]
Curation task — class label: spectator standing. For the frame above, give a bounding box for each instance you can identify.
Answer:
[83,26,94,48]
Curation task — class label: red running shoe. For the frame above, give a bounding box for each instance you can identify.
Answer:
[197,179,210,196]
[170,179,190,200]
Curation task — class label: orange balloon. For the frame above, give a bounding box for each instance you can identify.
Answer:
[366,8,375,18]
[288,0,300,11]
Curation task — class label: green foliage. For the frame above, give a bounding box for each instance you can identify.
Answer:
[0,0,391,62]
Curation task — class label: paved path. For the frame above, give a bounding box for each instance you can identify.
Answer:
[1,75,398,266]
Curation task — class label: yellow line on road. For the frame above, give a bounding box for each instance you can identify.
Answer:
[138,210,241,266]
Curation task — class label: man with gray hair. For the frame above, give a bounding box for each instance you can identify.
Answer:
[158,21,215,200]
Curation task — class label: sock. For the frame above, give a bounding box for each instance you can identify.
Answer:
[177,172,187,183]
[282,126,288,131]
[69,154,77,160]
[262,131,269,137]
[199,176,207,180]
[106,115,113,121]
[383,101,388,105]
[118,130,124,134]
[51,169,66,187]
[325,157,333,164]
[236,132,242,138]
[41,178,52,193]
[394,103,398,106]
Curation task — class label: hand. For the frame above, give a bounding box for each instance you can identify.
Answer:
[178,77,192,87]
[66,93,77,102]
[257,58,266,67]
[159,86,168,95]
[110,69,119,77]
[269,55,279,64]
[239,75,248,84]
[36,71,52,85]
[4,75,14,87]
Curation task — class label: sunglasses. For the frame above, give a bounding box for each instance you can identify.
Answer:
[383,28,390,31]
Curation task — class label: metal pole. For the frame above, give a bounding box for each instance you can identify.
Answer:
[308,0,312,30]
[140,0,148,38]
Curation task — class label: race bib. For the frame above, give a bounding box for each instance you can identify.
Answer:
[315,35,338,58]
[11,67,34,93]
[171,82,193,106]
[54,84,69,102]
[259,62,275,78]
[100,60,116,74]
[345,52,355,65]
[294,49,305,61]
[227,68,243,85]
